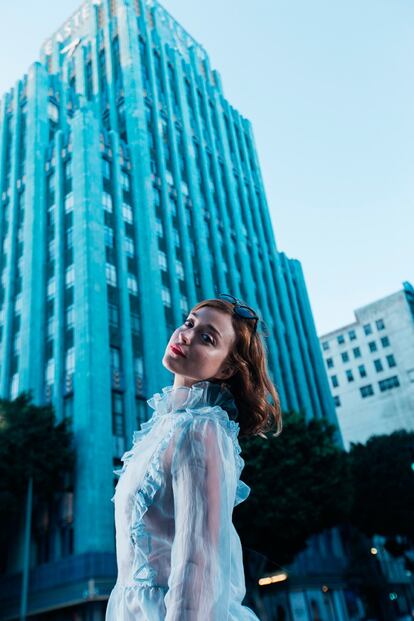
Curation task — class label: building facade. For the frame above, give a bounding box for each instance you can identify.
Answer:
[0,0,354,619]
[319,282,414,450]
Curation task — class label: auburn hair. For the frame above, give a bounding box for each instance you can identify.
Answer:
[191,298,282,439]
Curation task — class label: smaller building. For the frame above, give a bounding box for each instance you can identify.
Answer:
[319,281,414,450]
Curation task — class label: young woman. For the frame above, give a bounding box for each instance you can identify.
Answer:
[106,294,282,620]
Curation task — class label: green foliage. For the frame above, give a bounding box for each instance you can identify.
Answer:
[0,392,74,540]
[348,429,414,543]
[234,410,352,568]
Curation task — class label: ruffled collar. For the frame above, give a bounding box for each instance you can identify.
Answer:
[147,380,239,421]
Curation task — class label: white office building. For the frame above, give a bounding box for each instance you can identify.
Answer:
[319,282,414,450]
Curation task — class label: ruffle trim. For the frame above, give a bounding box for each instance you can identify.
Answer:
[146,379,239,421]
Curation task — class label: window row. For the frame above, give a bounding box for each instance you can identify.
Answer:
[330,355,396,387]
[326,338,391,367]
[322,319,386,350]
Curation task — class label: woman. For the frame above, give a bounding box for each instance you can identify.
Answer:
[106,294,282,620]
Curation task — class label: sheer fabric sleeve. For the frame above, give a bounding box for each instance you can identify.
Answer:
[164,415,237,621]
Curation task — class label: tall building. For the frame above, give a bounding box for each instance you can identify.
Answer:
[0,1,351,619]
[319,282,414,449]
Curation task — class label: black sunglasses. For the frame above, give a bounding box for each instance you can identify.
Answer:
[217,293,259,333]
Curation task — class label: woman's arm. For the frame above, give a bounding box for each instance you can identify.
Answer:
[164,416,236,621]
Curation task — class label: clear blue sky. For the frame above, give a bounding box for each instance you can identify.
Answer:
[1,0,413,335]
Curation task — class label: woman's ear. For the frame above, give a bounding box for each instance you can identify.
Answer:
[217,365,234,381]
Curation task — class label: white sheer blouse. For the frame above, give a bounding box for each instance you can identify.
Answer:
[105,380,260,621]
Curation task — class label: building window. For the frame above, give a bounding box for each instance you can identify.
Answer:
[45,358,55,385]
[374,359,383,373]
[381,336,390,348]
[333,395,341,407]
[65,265,74,287]
[363,323,372,335]
[176,259,184,281]
[155,218,164,238]
[378,376,400,392]
[352,347,361,358]
[358,364,367,378]
[180,296,188,314]
[341,352,349,363]
[124,236,134,257]
[337,334,345,345]
[65,348,75,374]
[10,373,19,399]
[47,277,56,299]
[360,384,374,398]
[47,316,54,339]
[48,102,59,123]
[368,341,377,352]
[346,369,354,382]
[386,354,396,368]
[103,191,113,212]
[106,263,117,286]
[66,305,75,327]
[162,286,171,307]
[348,329,356,341]
[104,226,114,247]
[64,159,72,180]
[127,274,138,295]
[65,192,74,213]
[322,341,330,351]
[110,346,121,370]
[102,159,111,179]
[326,357,334,369]
[112,393,124,437]
[121,171,130,192]
[122,203,133,223]
[158,250,167,271]
[331,375,338,388]
[108,303,119,327]
[376,318,385,331]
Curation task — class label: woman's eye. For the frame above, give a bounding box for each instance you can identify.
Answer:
[184,320,214,345]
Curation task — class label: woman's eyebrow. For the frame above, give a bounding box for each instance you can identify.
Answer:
[189,312,222,339]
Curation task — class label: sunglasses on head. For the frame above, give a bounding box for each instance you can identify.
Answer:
[217,293,259,333]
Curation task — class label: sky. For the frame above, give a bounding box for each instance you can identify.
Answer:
[0,0,413,335]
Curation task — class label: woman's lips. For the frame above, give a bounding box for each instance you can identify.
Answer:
[170,344,186,357]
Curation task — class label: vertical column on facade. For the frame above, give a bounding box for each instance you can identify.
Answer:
[140,17,181,326]
[225,109,292,400]
[0,95,9,391]
[117,0,170,394]
[279,252,322,418]
[157,42,196,309]
[110,130,137,443]
[236,115,307,414]
[102,0,119,132]
[0,84,21,397]
[197,57,240,297]
[186,49,227,295]
[170,53,215,299]
[19,64,49,402]
[89,0,104,118]
[71,104,114,553]
[53,130,65,421]
[210,95,255,302]
[289,258,343,442]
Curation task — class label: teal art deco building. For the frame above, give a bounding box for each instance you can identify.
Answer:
[0,1,349,619]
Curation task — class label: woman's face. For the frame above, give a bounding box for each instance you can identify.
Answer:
[162,306,236,388]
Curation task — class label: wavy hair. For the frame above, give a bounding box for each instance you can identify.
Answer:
[191,298,282,439]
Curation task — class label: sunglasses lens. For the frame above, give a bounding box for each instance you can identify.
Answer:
[218,293,237,303]
[236,306,257,319]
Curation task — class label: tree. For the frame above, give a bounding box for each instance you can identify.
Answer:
[234,410,352,571]
[0,392,74,555]
[348,429,414,543]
